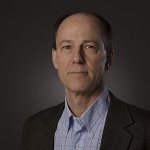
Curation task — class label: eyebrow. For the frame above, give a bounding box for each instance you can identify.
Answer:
[59,39,99,46]
[59,40,73,46]
[82,39,99,45]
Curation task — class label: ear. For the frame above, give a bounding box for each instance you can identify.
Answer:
[104,50,114,70]
[52,49,58,69]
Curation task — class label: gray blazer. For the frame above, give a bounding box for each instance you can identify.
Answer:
[21,92,150,150]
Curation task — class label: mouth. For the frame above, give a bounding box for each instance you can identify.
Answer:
[69,71,88,75]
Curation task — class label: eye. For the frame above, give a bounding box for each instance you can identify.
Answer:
[62,45,71,49]
[85,45,95,49]
[84,44,98,54]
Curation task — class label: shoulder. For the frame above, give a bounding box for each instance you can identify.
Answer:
[127,103,150,122]
[109,91,150,122]
[23,102,65,128]
[21,102,65,148]
[108,92,150,148]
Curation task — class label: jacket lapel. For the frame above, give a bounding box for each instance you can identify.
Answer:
[35,102,65,150]
[100,92,134,150]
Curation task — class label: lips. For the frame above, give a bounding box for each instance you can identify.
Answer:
[68,71,88,74]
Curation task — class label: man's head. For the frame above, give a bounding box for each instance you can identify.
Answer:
[52,12,114,96]
[52,11,113,52]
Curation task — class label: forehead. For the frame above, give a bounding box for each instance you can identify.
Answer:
[56,13,102,43]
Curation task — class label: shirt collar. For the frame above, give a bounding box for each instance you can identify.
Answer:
[64,87,110,134]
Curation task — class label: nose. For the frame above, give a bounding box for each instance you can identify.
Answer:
[72,47,85,64]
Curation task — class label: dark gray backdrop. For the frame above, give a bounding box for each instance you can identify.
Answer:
[1,0,150,150]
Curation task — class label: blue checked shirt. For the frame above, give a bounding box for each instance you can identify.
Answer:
[54,87,110,150]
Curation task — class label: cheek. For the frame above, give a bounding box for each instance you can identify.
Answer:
[91,55,106,69]
[88,56,106,77]
[97,55,107,69]
[57,56,69,76]
[57,54,67,68]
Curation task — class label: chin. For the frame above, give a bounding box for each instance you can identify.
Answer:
[66,83,93,94]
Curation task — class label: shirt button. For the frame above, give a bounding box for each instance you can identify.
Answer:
[73,117,76,121]
[76,143,80,148]
[90,130,94,134]
[65,130,68,133]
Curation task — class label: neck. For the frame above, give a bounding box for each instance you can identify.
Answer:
[65,85,105,117]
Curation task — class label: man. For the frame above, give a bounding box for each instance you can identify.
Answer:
[21,11,150,150]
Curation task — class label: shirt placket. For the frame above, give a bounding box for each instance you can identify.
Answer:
[71,117,84,150]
